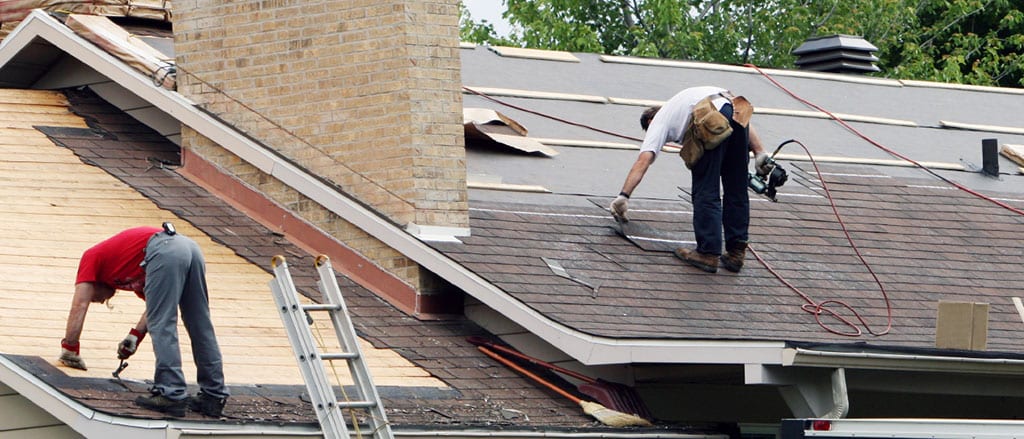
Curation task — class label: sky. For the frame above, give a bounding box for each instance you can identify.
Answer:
[462,0,513,36]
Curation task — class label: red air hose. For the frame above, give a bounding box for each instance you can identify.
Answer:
[743,63,1024,217]
[464,69,1023,337]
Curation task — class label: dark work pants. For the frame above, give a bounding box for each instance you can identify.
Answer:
[143,231,228,400]
[689,103,750,255]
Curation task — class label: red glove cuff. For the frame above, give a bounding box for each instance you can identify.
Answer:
[129,328,145,343]
[61,339,80,354]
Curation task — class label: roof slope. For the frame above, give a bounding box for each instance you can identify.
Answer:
[0,87,616,430]
[433,166,1024,349]
[454,44,1024,360]
[4,9,1024,428]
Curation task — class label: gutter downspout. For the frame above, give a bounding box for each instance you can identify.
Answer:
[819,368,849,419]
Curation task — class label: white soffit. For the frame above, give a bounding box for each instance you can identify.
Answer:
[488,45,580,62]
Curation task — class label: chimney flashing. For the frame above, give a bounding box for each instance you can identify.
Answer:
[406,223,471,243]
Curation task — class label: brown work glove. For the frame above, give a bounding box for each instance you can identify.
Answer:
[610,194,629,223]
[59,339,87,370]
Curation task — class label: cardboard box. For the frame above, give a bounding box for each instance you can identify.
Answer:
[935,301,989,350]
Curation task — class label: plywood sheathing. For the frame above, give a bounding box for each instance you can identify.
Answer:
[0,89,442,389]
[14,88,594,427]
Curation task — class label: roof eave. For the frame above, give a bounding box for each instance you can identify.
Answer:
[0,354,294,438]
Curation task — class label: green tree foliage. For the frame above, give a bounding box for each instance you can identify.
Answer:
[460,0,1024,88]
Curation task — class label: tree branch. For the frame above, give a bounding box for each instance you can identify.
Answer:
[921,0,994,49]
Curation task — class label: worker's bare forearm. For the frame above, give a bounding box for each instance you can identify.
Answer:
[748,126,766,155]
[63,283,94,344]
[134,313,148,334]
[619,151,655,196]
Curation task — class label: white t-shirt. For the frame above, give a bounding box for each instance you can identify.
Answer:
[640,86,727,159]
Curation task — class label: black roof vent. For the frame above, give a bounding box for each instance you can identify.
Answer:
[793,34,880,74]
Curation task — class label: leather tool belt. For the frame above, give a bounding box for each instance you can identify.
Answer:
[679,92,754,169]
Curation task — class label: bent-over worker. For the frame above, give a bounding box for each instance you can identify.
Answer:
[59,224,229,417]
[611,86,771,273]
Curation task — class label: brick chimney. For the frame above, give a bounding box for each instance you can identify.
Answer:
[172,1,467,315]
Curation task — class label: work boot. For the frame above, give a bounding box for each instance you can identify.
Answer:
[674,247,719,273]
[188,391,227,417]
[135,391,187,417]
[720,241,748,273]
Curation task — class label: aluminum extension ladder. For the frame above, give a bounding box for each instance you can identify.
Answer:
[269,255,393,439]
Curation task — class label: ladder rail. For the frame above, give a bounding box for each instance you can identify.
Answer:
[270,255,394,439]
[315,256,394,439]
[269,256,349,437]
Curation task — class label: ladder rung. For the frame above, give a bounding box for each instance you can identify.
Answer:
[303,304,342,312]
[322,352,359,360]
[337,400,377,409]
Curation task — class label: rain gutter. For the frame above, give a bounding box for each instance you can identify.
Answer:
[1,10,785,367]
[784,347,1024,375]
[178,428,725,438]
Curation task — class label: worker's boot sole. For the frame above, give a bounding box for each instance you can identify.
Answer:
[674,248,719,273]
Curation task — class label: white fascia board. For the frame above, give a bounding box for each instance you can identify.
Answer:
[1,10,786,368]
[0,355,170,438]
[784,347,1024,375]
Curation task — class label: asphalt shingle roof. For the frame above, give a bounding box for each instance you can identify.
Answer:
[432,161,1024,351]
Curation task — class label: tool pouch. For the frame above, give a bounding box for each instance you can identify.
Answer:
[731,95,753,127]
[679,96,732,169]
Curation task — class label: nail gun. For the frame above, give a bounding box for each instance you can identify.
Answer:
[748,140,791,202]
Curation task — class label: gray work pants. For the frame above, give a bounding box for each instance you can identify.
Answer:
[143,231,228,400]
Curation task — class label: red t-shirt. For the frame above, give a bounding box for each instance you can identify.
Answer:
[76,226,161,298]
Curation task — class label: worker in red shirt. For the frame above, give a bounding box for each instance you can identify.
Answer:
[59,224,228,418]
